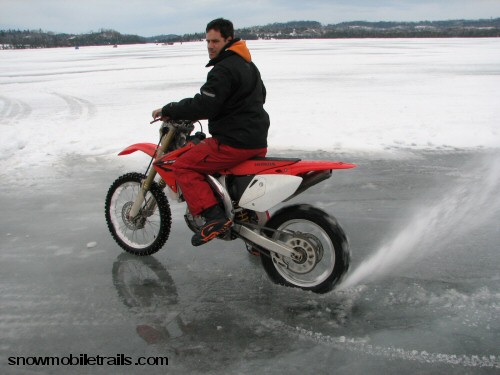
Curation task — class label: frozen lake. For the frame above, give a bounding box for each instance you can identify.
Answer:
[1,38,499,175]
[1,39,499,373]
[1,150,499,374]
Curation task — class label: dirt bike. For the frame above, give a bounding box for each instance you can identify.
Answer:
[105,120,356,293]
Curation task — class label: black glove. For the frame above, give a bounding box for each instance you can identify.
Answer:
[187,132,206,144]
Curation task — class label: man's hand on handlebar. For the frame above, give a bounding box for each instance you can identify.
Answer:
[151,108,170,124]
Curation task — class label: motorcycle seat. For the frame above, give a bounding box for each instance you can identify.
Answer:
[224,156,301,175]
[250,156,301,162]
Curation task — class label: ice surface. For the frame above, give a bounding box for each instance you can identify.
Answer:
[339,154,500,289]
[1,39,499,374]
[1,38,499,182]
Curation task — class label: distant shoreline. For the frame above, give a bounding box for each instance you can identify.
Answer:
[2,18,499,49]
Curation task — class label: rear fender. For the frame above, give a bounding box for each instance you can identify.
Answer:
[118,143,158,157]
[236,160,356,210]
[225,159,356,176]
[278,160,356,175]
[282,161,356,201]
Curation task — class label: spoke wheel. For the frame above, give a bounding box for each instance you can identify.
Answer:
[105,173,171,256]
[261,204,350,293]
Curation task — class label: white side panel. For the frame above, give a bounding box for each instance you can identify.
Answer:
[238,174,302,211]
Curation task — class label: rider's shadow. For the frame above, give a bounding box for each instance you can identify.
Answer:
[112,253,187,345]
[110,253,358,371]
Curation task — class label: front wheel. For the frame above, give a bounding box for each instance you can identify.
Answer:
[261,204,350,293]
[105,173,172,256]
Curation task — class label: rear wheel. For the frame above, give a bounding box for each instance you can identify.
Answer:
[261,204,350,293]
[105,173,172,256]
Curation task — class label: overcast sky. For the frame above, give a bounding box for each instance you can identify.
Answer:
[1,0,500,36]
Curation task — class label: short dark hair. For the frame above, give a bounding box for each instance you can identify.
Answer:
[206,18,234,39]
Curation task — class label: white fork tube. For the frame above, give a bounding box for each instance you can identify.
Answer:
[128,122,175,218]
[128,189,146,218]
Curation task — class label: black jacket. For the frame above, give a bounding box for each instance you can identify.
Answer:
[161,39,270,149]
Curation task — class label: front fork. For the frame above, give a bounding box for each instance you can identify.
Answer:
[128,124,175,219]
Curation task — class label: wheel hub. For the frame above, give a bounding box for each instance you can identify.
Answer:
[283,233,321,274]
[122,201,146,230]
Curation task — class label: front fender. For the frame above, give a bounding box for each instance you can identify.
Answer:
[118,143,158,157]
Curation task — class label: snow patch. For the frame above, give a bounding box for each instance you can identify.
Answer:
[261,317,499,368]
[0,39,499,183]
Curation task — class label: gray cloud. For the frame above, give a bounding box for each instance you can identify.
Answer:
[1,0,499,36]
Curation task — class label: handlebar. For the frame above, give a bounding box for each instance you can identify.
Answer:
[149,118,204,143]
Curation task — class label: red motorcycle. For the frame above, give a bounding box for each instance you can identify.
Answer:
[105,120,356,293]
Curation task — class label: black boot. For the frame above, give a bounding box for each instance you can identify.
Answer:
[191,205,232,247]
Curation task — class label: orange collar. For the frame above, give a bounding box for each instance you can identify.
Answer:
[227,40,252,62]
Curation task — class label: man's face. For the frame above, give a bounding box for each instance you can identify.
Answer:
[206,29,231,60]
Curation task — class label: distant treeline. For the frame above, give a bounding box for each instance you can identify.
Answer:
[2,18,499,49]
[0,29,144,49]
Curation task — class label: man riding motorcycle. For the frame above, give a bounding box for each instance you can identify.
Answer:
[152,18,270,246]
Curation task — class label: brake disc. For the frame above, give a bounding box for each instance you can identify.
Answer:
[281,232,322,274]
[122,201,146,230]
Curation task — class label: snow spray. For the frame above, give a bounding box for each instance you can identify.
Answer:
[339,154,500,290]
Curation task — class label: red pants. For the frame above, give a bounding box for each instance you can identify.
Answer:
[172,137,267,216]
